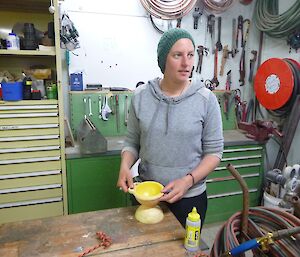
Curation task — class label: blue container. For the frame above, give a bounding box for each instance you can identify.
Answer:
[1,82,23,101]
[70,72,83,91]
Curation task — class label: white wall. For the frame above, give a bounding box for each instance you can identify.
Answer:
[60,0,300,166]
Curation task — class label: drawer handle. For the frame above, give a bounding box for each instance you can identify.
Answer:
[0,184,62,194]
[0,170,61,180]
[0,197,62,209]
[0,135,59,142]
[207,173,259,183]
[207,189,257,199]
[0,145,60,153]
[0,156,60,165]
[0,124,59,131]
[222,155,262,161]
[215,163,261,171]
[0,113,58,118]
[223,147,263,153]
[0,105,58,110]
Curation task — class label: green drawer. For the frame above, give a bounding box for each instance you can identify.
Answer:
[206,191,260,223]
[207,177,260,195]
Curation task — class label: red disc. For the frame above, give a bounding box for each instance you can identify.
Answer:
[254,58,294,110]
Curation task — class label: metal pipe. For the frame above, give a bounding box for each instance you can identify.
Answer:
[226,163,249,237]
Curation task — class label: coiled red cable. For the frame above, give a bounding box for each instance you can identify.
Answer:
[140,0,197,20]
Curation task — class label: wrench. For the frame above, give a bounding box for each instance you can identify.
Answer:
[192,7,202,29]
[215,17,223,51]
[207,15,215,54]
[88,97,93,116]
[98,95,102,119]
[248,50,258,82]
[124,95,128,126]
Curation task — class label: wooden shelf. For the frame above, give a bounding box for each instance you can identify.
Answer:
[0,49,56,56]
[0,0,50,13]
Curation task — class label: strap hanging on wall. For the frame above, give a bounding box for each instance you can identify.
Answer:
[254,58,300,117]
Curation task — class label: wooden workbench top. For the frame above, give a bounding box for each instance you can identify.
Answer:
[0,206,188,257]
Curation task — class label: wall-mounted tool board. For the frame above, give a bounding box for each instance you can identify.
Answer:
[69,91,133,137]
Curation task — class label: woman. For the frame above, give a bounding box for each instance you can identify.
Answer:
[117,28,224,227]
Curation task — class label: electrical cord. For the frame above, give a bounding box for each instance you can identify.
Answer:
[254,0,300,38]
[140,0,197,20]
[202,0,236,14]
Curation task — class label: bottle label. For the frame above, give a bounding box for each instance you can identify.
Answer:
[184,224,200,248]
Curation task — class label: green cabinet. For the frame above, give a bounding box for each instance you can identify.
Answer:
[206,144,264,223]
[66,155,129,214]
[66,138,264,223]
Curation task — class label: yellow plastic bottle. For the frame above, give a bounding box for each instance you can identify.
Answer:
[184,207,201,251]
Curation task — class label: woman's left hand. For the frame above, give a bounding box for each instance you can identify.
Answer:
[159,175,193,203]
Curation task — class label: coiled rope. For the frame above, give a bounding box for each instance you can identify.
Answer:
[254,0,300,38]
[139,0,197,20]
[202,0,236,14]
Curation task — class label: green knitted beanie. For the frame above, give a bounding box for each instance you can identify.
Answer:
[157,28,195,73]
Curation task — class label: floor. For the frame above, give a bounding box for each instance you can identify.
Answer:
[201,221,224,249]
[200,222,253,257]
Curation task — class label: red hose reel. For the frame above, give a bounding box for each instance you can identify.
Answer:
[254,58,299,110]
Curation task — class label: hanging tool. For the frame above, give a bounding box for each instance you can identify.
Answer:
[225,70,232,91]
[101,95,112,121]
[239,18,250,86]
[236,15,244,48]
[215,17,223,52]
[115,94,120,132]
[233,89,247,122]
[230,18,238,58]
[176,18,182,28]
[242,19,250,48]
[219,45,229,76]
[196,45,208,73]
[124,95,128,126]
[192,7,202,29]
[209,47,219,89]
[223,91,233,120]
[248,50,257,82]
[239,48,246,86]
[88,97,93,117]
[207,14,215,54]
[98,95,102,119]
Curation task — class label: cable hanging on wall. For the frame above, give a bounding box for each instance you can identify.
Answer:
[254,0,300,38]
[139,0,197,20]
[202,0,236,14]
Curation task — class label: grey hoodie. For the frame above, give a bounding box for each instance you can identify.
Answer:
[122,77,224,198]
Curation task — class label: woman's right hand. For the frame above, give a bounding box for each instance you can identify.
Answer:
[117,165,134,193]
[117,151,136,192]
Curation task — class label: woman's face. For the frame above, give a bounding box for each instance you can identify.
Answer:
[164,38,195,83]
